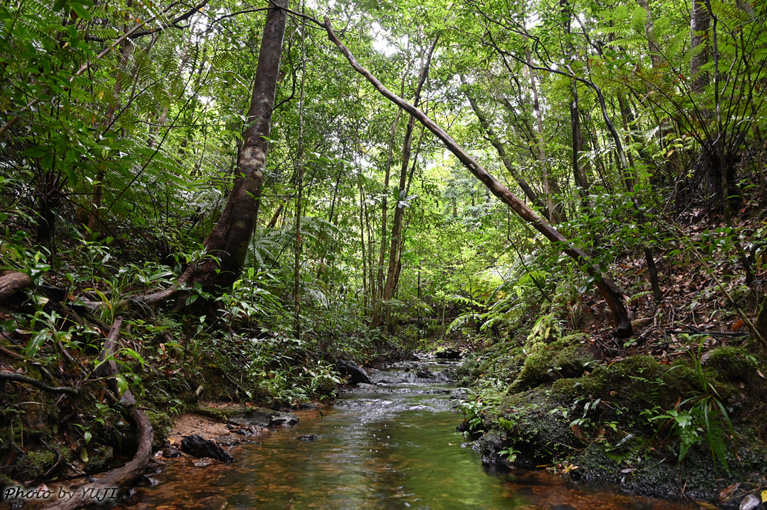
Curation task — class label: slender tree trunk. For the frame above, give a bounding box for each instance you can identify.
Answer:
[617,93,663,303]
[382,36,438,311]
[178,0,288,294]
[462,82,547,212]
[358,174,369,314]
[526,41,562,223]
[690,0,710,94]
[570,78,591,208]
[293,4,306,340]
[316,166,343,280]
[372,108,403,326]
[636,0,662,68]
[325,19,632,338]
[87,9,134,235]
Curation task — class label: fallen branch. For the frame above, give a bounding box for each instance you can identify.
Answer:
[0,371,81,396]
[45,316,153,510]
[666,328,749,338]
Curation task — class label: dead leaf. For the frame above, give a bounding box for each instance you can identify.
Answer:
[720,482,740,503]
[571,424,588,443]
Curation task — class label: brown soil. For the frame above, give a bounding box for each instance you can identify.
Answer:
[167,413,231,446]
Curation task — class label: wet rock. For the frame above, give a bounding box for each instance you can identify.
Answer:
[86,445,114,472]
[473,430,509,470]
[180,434,234,463]
[297,434,318,441]
[162,447,181,458]
[336,359,372,384]
[226,408,299,428]
[269,411,299,426]
[435,348,462,359]
[416,369,435,379]
[740,494,761,510]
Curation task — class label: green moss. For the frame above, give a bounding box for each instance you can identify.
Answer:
[147,410,173,446]
[25,449,56,469]
[511,337,595,392]
[192,404,240,421]
[704,346,758,384]
[85,445,114,472]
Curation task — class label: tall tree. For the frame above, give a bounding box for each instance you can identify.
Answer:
[143,0,289,305]
[381,35,439,318]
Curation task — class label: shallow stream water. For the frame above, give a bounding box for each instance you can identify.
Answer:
[120,358,700,510]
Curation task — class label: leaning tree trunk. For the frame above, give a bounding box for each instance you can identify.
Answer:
[324,18,632,338]
[147,0,287,305]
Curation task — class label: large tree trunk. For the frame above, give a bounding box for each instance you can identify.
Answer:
[325,19,632,338]
[178,0,288,294]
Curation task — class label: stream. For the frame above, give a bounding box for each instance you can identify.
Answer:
[120,358,700,510]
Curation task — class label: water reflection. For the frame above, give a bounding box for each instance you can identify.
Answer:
[121,362,699,510]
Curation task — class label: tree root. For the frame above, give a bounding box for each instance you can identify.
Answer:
[44,317,154,510]
[0,371,81,396]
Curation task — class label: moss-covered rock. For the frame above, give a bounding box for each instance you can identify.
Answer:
[469,353,767,506]
[704,346,759,385]
[147,410,173,448]
[510,336,595,392]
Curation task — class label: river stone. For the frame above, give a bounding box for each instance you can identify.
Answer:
[226,408,299,428]
[739,494,761,510]
[335,359,372,385]
[180,434,234,463]
[435,348,462,359]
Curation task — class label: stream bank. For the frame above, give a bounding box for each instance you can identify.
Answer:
[458,337,767,509]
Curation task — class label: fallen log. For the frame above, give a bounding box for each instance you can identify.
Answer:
[0,270,31,305]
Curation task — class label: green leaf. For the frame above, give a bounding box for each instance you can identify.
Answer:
[115,374,128,396]
[122,347,146,368]
[70,2,92,20]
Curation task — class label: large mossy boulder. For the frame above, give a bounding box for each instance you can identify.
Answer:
[475,353,767,507]
[510,336,595,393]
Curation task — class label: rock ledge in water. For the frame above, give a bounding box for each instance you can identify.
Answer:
[226,408,299,428]
[180,434,234,463]
[335,359,372,384]
[435,348,462,359]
